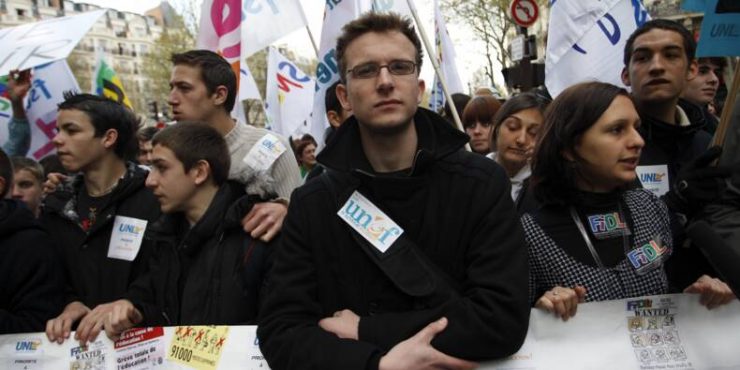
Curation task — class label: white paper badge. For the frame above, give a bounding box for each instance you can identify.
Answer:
[337,191,404,253]
[242,133,287,172]
[108,216,147,261]
[637,165,670,197]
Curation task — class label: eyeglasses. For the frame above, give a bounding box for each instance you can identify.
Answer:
[346,60,417,79]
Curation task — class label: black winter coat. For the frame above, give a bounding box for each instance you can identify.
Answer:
[0,200,65,333]
[40,163,160,308]
[258,108,530,370]
[126,181,272,326]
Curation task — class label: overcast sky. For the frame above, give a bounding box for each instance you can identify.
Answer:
[81,0,503,92]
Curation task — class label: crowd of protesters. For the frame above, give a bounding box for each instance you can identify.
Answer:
[1,11,738,370]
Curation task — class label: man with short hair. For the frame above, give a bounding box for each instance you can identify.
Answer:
[82,122,271,341]
[0,148,65,334]
[681,57,725,134]
[621,19,735,295]
[10,156,44,218]
[305,81,352,181]
[136,126,159,166]
[168,50,301,242]
[258,12,529,370]
[42,93,160,344]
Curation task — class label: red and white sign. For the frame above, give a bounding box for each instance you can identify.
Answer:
[510,0,539,27]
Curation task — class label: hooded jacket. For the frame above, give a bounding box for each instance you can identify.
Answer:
[258,108,530,370]
[40,163,160,308]
[126,181,272,326]
[1,199,65,333]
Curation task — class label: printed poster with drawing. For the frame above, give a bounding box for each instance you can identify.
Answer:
[113,327,165,370]
[69,340,106,370]
[626,297,692,369]
[167,326,229,370]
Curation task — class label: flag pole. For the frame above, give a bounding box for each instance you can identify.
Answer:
[405,0,470,152]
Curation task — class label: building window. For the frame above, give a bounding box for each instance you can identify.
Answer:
[16,8,26,18]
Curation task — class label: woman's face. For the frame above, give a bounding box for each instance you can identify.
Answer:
[465,120,493,154]
[571,95,644,192]
[300,143,317,167]
[494,108,543,173]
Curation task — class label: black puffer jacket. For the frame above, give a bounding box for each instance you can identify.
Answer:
[258,108,530,370]
[1,200,65,333]
[126,181,272,326]
[40,163,160,308]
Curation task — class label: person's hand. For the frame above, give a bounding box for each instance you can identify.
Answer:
[684,275,735,310]
[43,172,67,195]
[103,299,143,341]
[241,201,287,242]
[46,301,90,344]
[74,301,118,345]
[664,146,734,216]
[535,285,587,321]
[318,309,360,340]
[7,69,31,103]
[379,317,478,370]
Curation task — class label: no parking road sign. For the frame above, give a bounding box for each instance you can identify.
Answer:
[510,0,540,27]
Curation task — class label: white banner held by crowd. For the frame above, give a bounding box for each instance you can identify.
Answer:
[0,9,105,77]
[545,0,650,97]
[429,0,464,112]
[265,47,316,137]
[0,60,80,160]
[240,0,308,59]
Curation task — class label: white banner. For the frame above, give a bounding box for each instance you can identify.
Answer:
[490,293,740,370]
[0,9,105,77]
[429,0,464,112]
[239,63,261,101]
[309,0,368,147]
[0,60,80,160]
[265,47,316,137]
[240,0,308,59]
[545,0,650,97]
[372,0,412,16]
[0,295,737,369]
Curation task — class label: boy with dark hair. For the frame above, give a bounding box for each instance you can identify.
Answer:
[136,126,160,166]
[1,147,65,334]
[621,20,736,293]
[42,93,160,344]
[168,50,301,243]
[681,57,726,134]
[87,122,271,341]
[258,12,529,370]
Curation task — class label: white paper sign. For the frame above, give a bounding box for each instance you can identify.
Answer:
[107,216,147,262]
[337,191,404,253]
[637,165,670,197]
[0,10,105,77]
[242,133,287,172]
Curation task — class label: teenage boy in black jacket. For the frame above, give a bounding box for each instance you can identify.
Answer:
[42,93,160,344]
[84,122,271,341]
[258,12,529,370]
[0,148,65,334]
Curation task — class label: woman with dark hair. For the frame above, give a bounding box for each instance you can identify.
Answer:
[486,93,545,206]
[524,82,734,321]
[461,95,501,154]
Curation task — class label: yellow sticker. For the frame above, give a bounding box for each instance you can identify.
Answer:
[167,326,229,370]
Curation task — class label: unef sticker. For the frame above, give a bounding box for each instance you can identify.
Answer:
[7,338,44,370]
[637,165,670,197]
[242,133,287,172]
[108,216,147,261]
[167,326,229,370]
[587,212,630,240]
[337,191,404,253]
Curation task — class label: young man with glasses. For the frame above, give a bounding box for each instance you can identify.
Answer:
[258,12,530,370]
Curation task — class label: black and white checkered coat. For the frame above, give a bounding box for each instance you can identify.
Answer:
[522,189,673,305]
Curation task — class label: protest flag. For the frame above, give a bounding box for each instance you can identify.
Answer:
[265,47,316,137]
[92,54,132,109]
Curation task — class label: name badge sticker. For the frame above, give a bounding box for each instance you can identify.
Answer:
[108,216,148,261]
[337,191,404,253]
[243,133,287,172]
[637,165,669,197]
[627,237,670,276]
